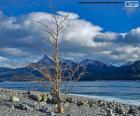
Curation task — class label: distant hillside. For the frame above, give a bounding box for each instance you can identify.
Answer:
[0,56,140,81]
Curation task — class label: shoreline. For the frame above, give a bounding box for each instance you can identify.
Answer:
[1,87,140,106]
[69,94,140,106]
[0,88,140,116]
[0,87,140,106]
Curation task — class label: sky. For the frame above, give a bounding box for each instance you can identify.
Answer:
[0,0,140,67]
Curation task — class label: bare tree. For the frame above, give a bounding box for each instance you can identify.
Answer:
[11,12,85,113]
[34,13,85,113]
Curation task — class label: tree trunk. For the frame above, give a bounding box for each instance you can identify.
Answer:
[54,39,64,113]
[57,92,64,113]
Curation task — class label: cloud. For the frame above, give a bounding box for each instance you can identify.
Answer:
[123,27,140,45]
[57,11,79,19]
[124,7,139,15]
[0,47,28,56]
[0,11,140,67]
[0,56,7,62]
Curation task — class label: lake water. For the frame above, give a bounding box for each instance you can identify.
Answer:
[0,81,140,105]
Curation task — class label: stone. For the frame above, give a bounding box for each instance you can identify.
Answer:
[39,106,49,113]
[30,94,43,102]
[50,112,56,116]
[47,97,57,104]
[138,106,140,111]
[64,102,69,107]
[77,100,84,106]
[15,103,32,110]
[66,97,73,103]
[97,100,103,106]
[41,94,48,102]
[128,106,139,114]
[115,106,126,114]
[7,104,15,109]
[83,100,89,107]
[9,96,20,102]
[46,112,56,116]
[27,91,31,95]
[39,106,53,113]
[47,94,53,101]
[106,108,115,116]
[88,100,94,107]
[77,99,88,107]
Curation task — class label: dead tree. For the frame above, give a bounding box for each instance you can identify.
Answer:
[12,13,86,113]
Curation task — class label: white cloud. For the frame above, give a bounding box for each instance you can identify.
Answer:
[0,47,28,55]
[0,10,140,67]
[62,19,103,47]
[57,11,79,19]
[0,56,7,62]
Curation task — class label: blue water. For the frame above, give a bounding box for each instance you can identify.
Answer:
[0,81,140,105]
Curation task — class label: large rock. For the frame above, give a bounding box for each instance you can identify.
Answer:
[9,96,20,102]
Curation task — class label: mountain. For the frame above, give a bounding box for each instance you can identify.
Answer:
[79,59,118,80]
[0,56,140,81]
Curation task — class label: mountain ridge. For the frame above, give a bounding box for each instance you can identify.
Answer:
[0,56,140,81]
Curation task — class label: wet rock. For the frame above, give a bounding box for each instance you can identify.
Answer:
[9,96,20,102]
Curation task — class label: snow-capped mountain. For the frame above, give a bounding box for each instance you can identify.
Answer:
[0,56,140,81]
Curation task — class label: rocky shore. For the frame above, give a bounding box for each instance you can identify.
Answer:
[0,88,139,116]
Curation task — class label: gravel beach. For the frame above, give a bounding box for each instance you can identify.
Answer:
[0,88,139,116]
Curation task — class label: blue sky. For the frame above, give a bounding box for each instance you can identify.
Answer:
[0,0,139,32]
[0,0,140,67]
